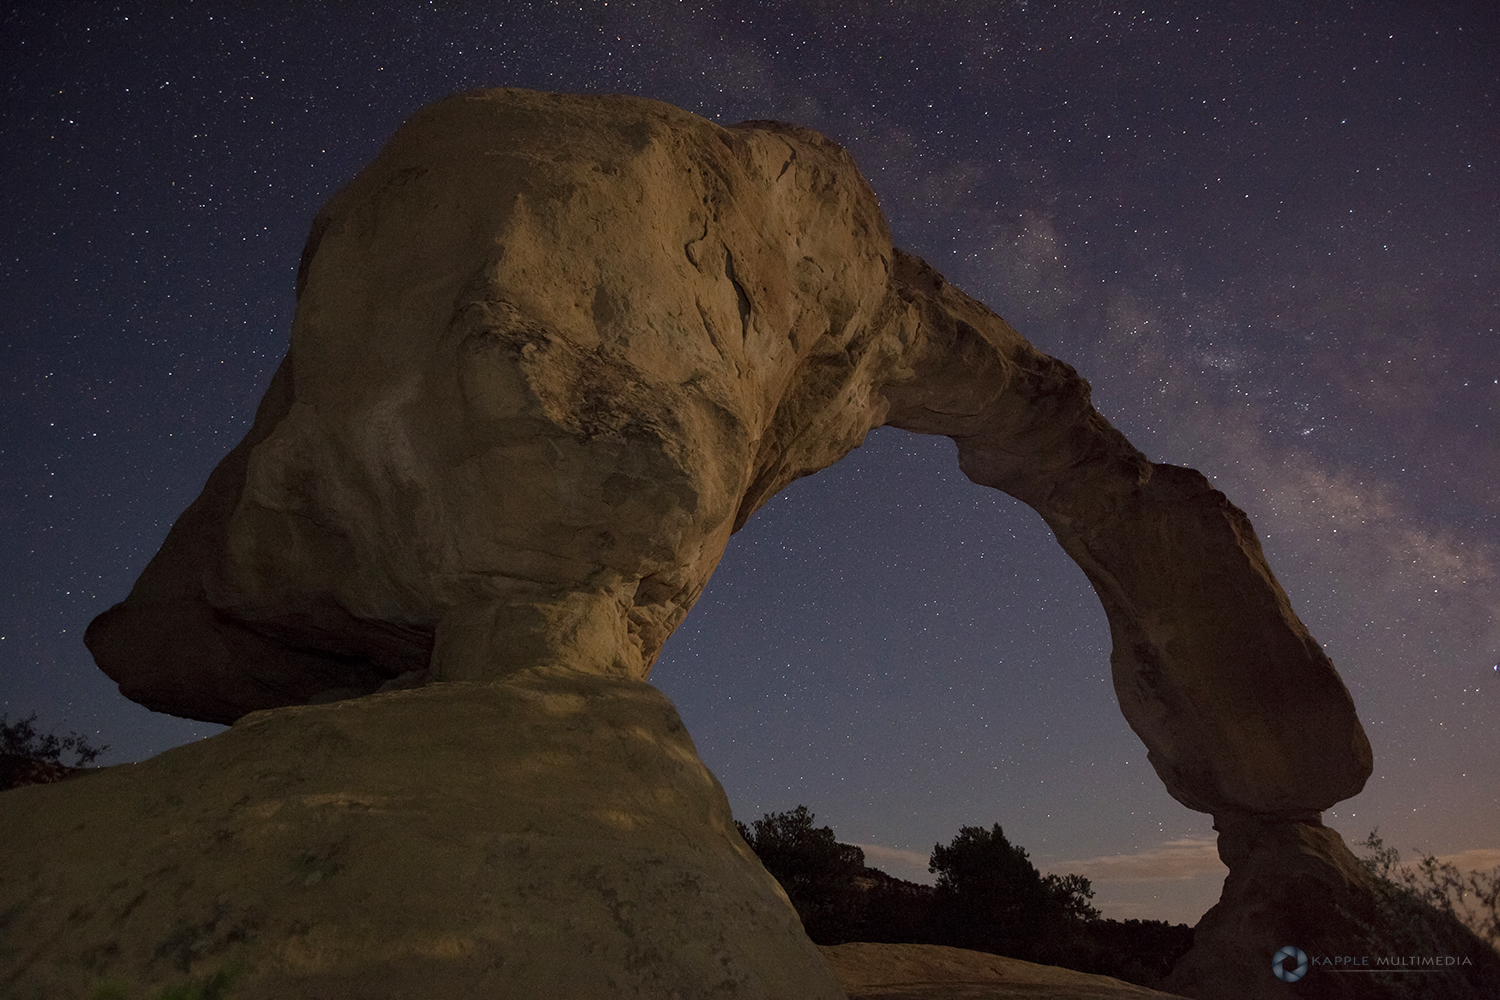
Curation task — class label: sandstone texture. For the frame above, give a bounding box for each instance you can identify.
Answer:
[66,88,1397,997]
[0,673,843,999]
[821,942,1191,999]
[87,89,903,727]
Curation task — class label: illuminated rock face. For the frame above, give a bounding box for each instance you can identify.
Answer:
[74,88,1390,996]
[89,89,902,727]
[0,672,847,1000]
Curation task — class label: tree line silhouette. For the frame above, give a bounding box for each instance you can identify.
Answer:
[735,805,1193,989]
[11,712,1494,989]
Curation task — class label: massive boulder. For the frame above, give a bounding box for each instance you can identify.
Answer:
[88,90,901,723]
[45,88,1405,995]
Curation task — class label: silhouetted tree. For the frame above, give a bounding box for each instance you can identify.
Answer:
[0,711,108,791]
[850,866,934,943]
[736,806,868,943]
[927,822,1098,962]
[736,807,1195,988]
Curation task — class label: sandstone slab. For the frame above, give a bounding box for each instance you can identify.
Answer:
[821,942,1191,999]
[0,672,842,999]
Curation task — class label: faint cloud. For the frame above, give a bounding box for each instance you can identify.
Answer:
[854,843,935,882]
[1053,836,1226,882]
[1439,848,1500,873]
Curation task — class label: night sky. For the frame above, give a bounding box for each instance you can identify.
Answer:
[3,2,1496,925]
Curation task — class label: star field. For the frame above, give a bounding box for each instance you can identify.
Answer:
[2,2,1495,924]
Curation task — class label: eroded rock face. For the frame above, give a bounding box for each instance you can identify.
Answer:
[89,89,900,722]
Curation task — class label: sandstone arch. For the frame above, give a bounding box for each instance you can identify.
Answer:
[85,88,1369,822]
[32,89,1436,998]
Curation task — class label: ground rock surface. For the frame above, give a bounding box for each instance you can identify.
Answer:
[821,942,1191,999]
[0,674,842,1000]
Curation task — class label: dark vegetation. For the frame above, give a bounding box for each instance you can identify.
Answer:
[736,806,1194,989]
[1358,830,1500,956]
[734,807,1500,992]
[1,710,109,791]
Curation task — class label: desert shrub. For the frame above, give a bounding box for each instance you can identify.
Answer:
[1360,829,1500,953]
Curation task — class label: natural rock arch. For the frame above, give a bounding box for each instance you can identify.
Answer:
[45,89,1450,998]
[86,88,1369,821]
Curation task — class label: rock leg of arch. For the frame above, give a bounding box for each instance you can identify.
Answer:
[57,89,1500,997]
[874,255,1500,997]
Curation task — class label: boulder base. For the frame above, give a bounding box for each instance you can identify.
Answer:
[0,673,842,1000]
[1163,815,1500,999]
